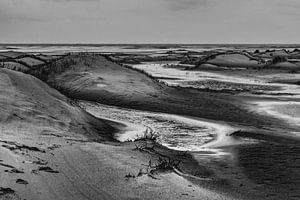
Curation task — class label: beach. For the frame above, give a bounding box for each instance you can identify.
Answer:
[0,45,300,200]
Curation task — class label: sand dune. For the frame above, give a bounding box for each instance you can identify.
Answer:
[0,62,30,72]
[0,68,117,141]
[271,61,299,69]
[0,51,25,59]
[207,53,259,67]
[0,68,125,199]
[1,51,299,200]
[0,68,242,200]
[15,57,45,67]
[35,54,271,128]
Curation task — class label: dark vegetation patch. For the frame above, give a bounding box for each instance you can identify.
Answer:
[0,140,46,153]
[131,140,182,179]
[0,162,15,169]
[0,159,24,173]
[16,179,29,185]
[154,76,181,80]
[179,80,279,93]
[37,166,59,173]
[108,53,182,64]
[0,187,15,195]
[130,137,214,181]
[4,168,24,174]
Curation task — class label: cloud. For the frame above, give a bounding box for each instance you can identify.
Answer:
[164,0,209,11]
[0,0,300,43]
[0,0,105,22]
[40,0,99,2]
[275,1,300,17]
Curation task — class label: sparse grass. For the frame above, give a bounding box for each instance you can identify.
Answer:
[150,157,181,172]
[127,156,181,180]
[271,55,287,64]
[132,128,159,154]
[133,141,155,153]
[125,172,135,179]
[121,64,165,86]
[130,131,183,180]
[102,54,166,87]
[136,127,159,141]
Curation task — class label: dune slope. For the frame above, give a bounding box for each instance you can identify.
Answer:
[0,68,117,142]
[0,68,241,200]
[35,54,273,128]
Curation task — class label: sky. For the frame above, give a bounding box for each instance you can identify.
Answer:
[0,0,299,44]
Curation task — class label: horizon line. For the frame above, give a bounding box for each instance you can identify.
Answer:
[1,43,300,46]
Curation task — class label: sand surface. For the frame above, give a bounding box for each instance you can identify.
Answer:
[39,54,275,128]
[1,51,299,200]
[0,68,243,200]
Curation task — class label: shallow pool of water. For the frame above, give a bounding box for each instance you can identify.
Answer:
[131,62,300,135]
[79,101,237,152]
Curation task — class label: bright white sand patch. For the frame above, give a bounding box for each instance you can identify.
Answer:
[130,62,266,86]
[254,101,300,126]
[114,122,148,142]
[96,83,107,88]
[245,74,300,130]
[131,62,300,132]
[157,114,238,150]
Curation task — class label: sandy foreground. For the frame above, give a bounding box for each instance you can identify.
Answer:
[1,53,299,200]
[1,139,238,200]
[0,68,242,200]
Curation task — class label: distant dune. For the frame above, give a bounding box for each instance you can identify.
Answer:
[207,53,259,67]
[31,54,273,128]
